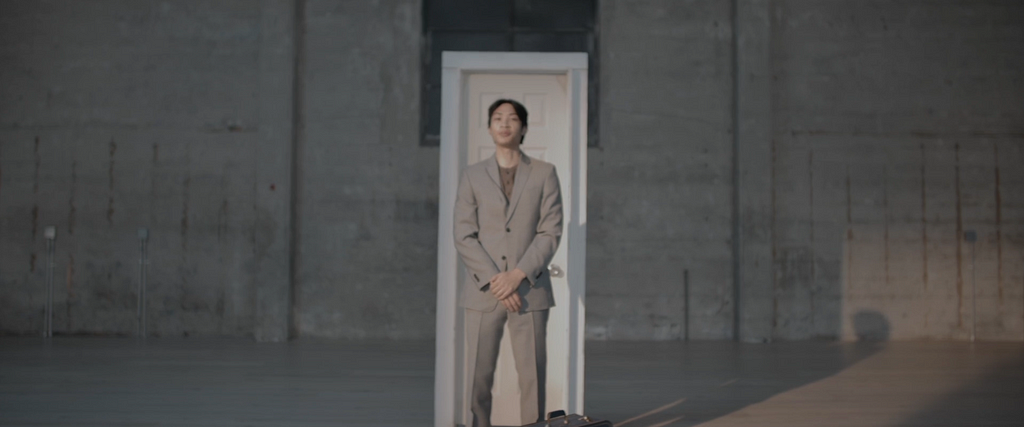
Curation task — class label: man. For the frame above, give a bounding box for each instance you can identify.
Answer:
[453,99,563,427]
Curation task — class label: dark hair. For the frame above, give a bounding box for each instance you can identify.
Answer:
[487,98,528,144]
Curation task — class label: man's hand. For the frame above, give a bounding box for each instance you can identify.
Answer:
[500,293,522,313]
[489,269,527,300]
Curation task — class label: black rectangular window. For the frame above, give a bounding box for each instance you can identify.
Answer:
[421,0,599,147]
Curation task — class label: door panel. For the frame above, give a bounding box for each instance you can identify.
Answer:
[465,73,570,427]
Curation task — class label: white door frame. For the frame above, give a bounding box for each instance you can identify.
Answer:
[434,51,588,427]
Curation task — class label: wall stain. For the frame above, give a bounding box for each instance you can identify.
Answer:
[770,138,778,336]
[152,143,159,237]
[808,150,816,327]
[217,198,228,242]
[845,166,853,308]
[182,175,190,250]
[30,206,38,272]
[107,139,117,226]
[32,136,41,271]
[33,137,40,193]
[846,165,852,224]
[179,143,191,317]
[181,144,191,251]
[31,206,39,240]
[105,268,115,309]
[66,253,75,331]
[0,141,2,211]
[920,143,928,290]
[883,165,889,287]
[68,161,77,235]
[791,129,1024,138]
[993,142,1003,303]
[954,143,963,329]
[33,137,40,240]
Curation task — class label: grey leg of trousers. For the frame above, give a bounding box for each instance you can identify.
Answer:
[510,309,548,424]
[468,308,548,427]
[468,308,504,427]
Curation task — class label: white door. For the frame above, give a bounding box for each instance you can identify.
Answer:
[434,51,587,427]
[464,73,570,427]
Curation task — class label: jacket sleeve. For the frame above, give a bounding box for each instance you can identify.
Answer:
[453,169,501,289]
[517,167,563,286]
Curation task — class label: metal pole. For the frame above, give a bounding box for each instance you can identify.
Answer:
[965,230,977,342]
[138,228,149,338]
[44,226,56,338]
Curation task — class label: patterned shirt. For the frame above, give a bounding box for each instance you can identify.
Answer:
[499,164,517,201]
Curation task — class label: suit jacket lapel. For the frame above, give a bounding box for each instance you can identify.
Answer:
[484,154,502,197]
[505,153,533,224]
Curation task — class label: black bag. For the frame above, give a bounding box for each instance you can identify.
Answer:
[520,410,613,427]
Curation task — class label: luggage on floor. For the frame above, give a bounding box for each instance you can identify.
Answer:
[520,410,613,427]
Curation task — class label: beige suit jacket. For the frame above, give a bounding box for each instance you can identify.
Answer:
[454,152,563,312]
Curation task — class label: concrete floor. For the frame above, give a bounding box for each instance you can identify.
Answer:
[0,338,1021,427]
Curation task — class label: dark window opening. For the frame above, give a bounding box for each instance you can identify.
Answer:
[421,0,599,147]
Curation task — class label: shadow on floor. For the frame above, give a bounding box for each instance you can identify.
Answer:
[897,346,1024,427]
[584,311,890,427]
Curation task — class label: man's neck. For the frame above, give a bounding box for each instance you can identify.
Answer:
[494,146,521,168]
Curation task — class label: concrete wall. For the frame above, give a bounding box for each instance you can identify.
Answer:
[293,0,434,339]
[0,0,294,339]
[585,0,737,340]
[765,0,1024,340]
[586,0,1023,341]
[1,0,1021,341]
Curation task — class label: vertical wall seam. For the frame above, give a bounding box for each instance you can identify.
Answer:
[769,1,779,342]
[288,0,307,340]
[730,0,742,341]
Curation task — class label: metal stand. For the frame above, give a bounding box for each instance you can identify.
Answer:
[44,226,56,338]
[137,228,149,338]
[965,230,977,342]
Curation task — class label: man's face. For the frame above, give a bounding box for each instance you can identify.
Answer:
[488,103,526,148]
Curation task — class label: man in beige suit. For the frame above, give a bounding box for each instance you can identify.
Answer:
[454,99,563,427]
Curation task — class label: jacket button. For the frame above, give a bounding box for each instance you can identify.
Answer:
[501,256,506,260]
[506,228,511,232]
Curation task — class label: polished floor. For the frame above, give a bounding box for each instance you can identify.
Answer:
[1,337,1021,426]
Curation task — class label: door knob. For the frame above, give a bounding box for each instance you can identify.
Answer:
[548,264,564,278]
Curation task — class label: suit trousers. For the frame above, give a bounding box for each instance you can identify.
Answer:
[466,307,549,427]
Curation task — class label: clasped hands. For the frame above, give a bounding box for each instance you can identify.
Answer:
[489,269,527,312]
